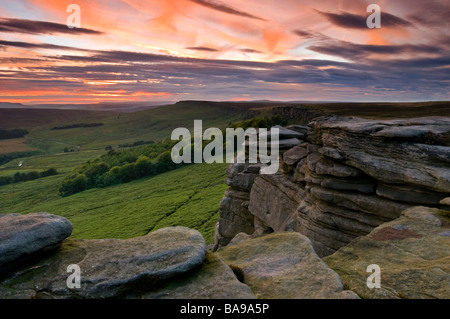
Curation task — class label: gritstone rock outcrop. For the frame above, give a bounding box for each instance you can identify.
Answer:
[214,116,450,257]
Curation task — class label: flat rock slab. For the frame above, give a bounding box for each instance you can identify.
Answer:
[283,146,307,166]
[0,226,206,299]
[259,125,306,139]
[324,206,450,299]
[0,213,73,276]
[141,252,256,299]
[217,232,359,299]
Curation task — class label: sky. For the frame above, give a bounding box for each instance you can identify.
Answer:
[0,0,449,105]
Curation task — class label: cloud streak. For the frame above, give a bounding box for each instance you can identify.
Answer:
[0,17,103,35]
[317,10,411,29]
[188,0,266,21]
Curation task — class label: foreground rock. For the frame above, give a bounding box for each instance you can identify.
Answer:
[0,227,206,299]
[324,207,450,299]
[0,213,73,276]
[141,252,256,299]
[217,232,359,299]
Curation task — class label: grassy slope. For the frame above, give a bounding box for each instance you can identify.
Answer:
[302,101,450,119]
[1,101,448,244]
[0,102,248,154]
[0,102,252,244]
[0,162,228,244]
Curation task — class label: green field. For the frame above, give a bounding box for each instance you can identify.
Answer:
[0,162,228,244]
[0,102,253,244]
[1,100,448,244]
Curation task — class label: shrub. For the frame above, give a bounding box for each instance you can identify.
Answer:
[118,163,137,182]
[135,156,154,178]
[40,168,58,178]
[26,171,40,181]
[155,151,176,173]
[59,174,88,197]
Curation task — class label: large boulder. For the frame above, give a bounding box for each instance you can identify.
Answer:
[0,227,206,299]
[217,232,359,299]
[324,207,450,299]
[0,213,73,276]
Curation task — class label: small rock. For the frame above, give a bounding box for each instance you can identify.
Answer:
[318,147,343,160]
[285,124,308,135]
[282,146,307,166]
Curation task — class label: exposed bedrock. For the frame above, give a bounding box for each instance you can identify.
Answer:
[214,116,450,257]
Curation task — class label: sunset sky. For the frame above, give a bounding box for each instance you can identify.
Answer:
[0,0,449,104]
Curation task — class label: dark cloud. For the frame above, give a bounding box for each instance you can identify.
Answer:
[292,29,330,41]
[1,36,448,102]
[308,41,441,60]
[292,30,314,38]
[0,40,91,52]
[186,46,219,52]
[0,17,103,35]
[407,1,450,27]
[188,0,266,21]
[317,10,411,29]
[240,48,263,54]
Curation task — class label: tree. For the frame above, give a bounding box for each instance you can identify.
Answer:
[155,151,176,173]
[59,174,87,196]
[135,155,154,178]
[26,171,40,181]
[118,163,136,182]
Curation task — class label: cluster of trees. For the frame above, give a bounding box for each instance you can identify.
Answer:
[59,151,177,196]
[59,139,178,196]
[0,128,29,140]
[51,123,104,130]
[118,140,155,148]
[0,168,58,186]
[58,115,288,197]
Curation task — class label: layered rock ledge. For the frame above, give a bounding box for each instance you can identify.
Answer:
[214,116,450,257]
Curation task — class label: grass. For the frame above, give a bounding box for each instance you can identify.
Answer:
[0,102,248,154]
[0,102,250,244]
[1,100,448,245]
[0,138,36,155]
[0,162,228,244]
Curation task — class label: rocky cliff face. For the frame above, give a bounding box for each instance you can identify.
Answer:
[214,116,450,257]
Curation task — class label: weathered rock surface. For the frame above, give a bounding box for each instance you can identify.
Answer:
[216,116,450,256]
[214,189,254,248]
[217,232,359,299]
[248,174,304,232]
[308,116,450,193]
[0,213,73,276]
[282,146,307,166]
[141,252,256,299]
[324,207,450,299]
[0,227,206,299]
[214,162,262,249]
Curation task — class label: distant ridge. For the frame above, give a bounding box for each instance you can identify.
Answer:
[0,101,174,112]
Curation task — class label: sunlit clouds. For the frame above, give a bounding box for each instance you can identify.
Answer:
[0,0,449,104]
